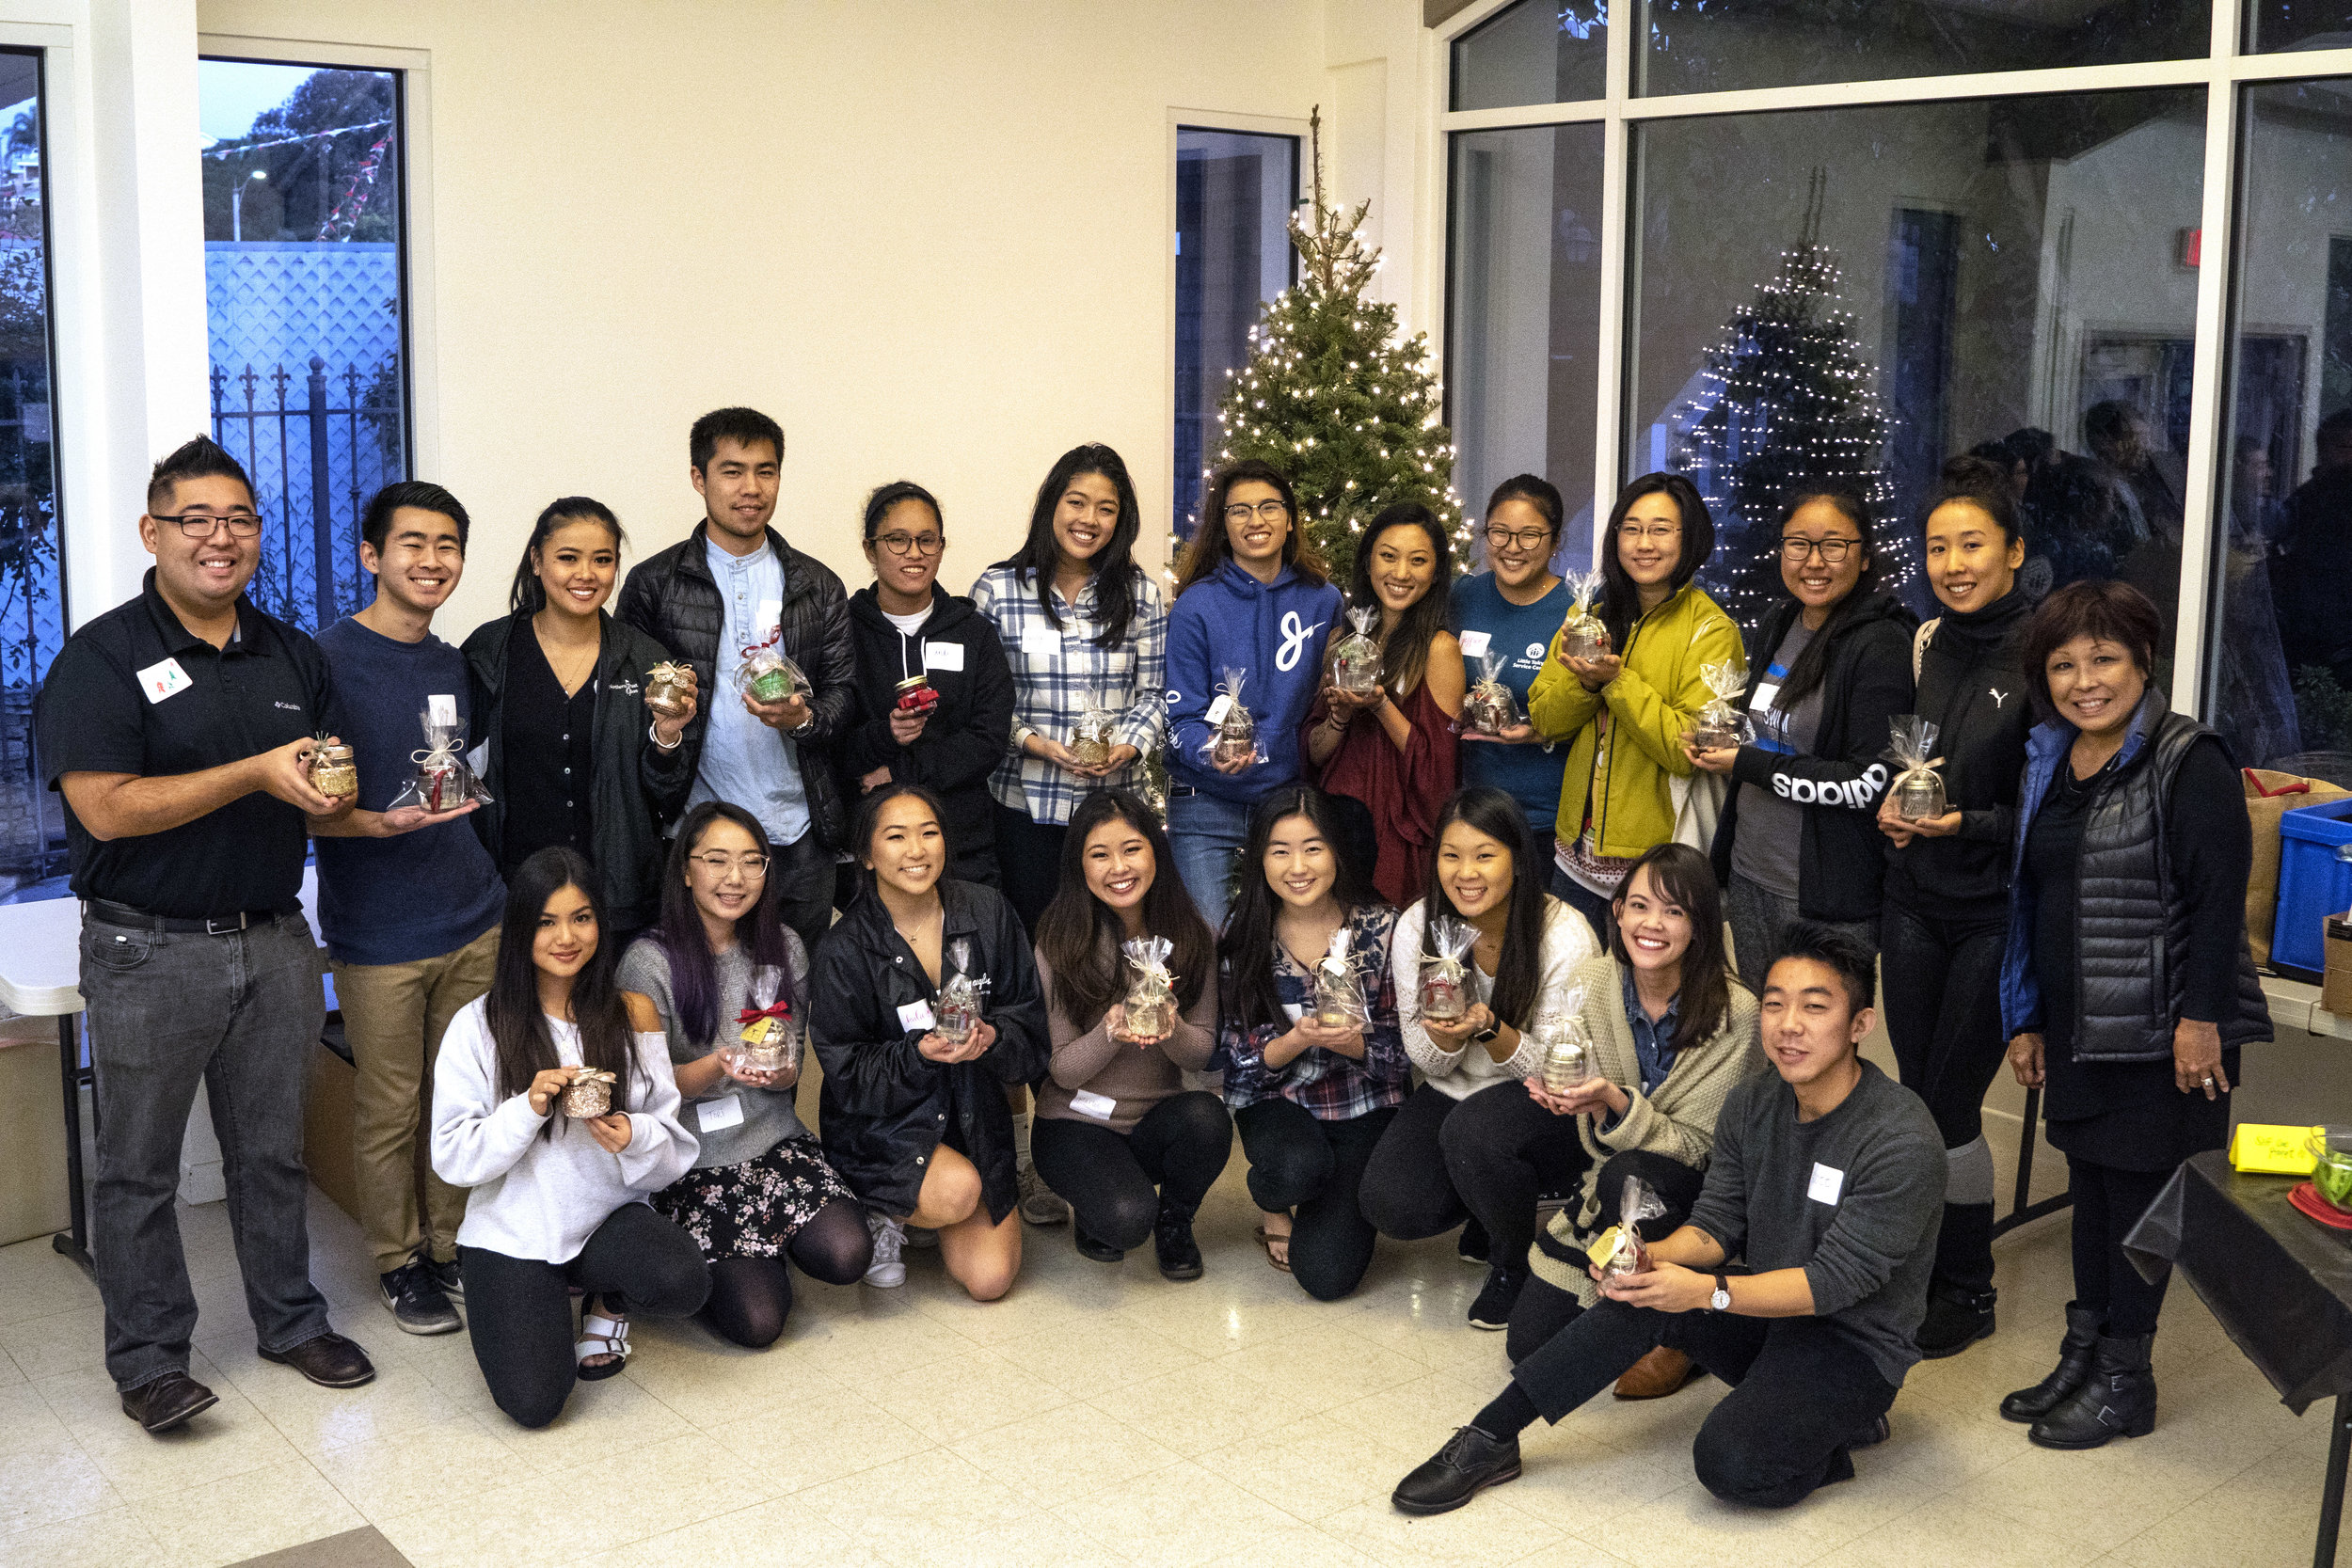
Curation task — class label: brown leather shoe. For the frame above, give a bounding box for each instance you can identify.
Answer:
[120,1370,218,1433]
[1613,1345,1701,1400]
[259,1332,375,1389]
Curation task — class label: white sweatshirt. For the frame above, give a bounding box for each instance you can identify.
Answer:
[1392,895,1599,1101]
[431,996,699,1263]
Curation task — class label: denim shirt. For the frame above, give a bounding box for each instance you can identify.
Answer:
[1608,965,1680,1132]
[687,536,811,845]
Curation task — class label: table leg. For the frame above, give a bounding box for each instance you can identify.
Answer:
[51,1012,93,1280]
[2318,1392,2350,1568]
[1993,1083,2075,1240]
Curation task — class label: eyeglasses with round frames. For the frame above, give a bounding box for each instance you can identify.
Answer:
[1778,536,1862,563]
[1483,526,1555,552]
[1222,499,1290,523]
[691,852,770,877]
[874,533,945,558]
[1616,524,1682,544]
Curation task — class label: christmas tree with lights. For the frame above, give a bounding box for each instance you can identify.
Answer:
[1207,108,1462,585]
[1670,170,1909,630]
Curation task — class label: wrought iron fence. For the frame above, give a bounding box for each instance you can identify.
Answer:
[209,355,401,632]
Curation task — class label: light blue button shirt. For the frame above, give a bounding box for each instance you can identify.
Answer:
[686,536,811,846]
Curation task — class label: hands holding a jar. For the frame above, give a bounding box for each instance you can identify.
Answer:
[644,666,698,749]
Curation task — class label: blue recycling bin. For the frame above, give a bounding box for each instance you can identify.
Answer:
[2274,799,2352,980]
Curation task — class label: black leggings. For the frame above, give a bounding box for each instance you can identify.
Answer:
[700,1197,873,1350]
[1511,1300,1899,1508]
[460,1203,710,1429]
[1504,1148,1708,1365]
[993,802,1068,941]
[1030,1092,1232,1250]
[1879,902,2009,1149]
[1233,1098,1396,1302]
[2067,1157,2175,1337]
[1359,1083,1591,1273]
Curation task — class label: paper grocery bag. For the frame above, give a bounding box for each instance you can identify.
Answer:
[2245,768,2352,967]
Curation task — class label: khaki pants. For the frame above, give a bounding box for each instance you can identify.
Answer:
[332,926,500,1274]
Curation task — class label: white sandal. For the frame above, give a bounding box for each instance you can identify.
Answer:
[576,1307,630,1381]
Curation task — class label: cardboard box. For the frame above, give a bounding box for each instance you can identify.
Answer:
[0,1015,70,1247]
[2325,915,2352,1021]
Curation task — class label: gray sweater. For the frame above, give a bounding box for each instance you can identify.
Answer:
[1683,1058,1946,1387]
[619,934,811,1170]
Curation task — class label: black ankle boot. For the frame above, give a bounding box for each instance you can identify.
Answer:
[1915,1280,1997,1359]
[2000,1304,2103,1423]
[1073,1223,1125,1264]
[1152,1198,1203,1281]
[2028,1332,2155,1449]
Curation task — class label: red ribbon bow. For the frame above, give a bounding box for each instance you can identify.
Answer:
[738,1001,792,1027]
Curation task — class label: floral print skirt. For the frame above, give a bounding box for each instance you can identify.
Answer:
[649,1134,857,1261]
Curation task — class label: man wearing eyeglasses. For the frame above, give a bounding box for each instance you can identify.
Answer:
[36,436,377,1435]
[618,407,854,961]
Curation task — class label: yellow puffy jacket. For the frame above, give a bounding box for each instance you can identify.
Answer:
[1524,583,1741,857]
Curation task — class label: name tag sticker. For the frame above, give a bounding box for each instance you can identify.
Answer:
[697,1094,744,1132]
[1457,629,1492,658]
[1281,1002,1304,1023]
[427,693,458,728]
[1751,683,1781,712]
[1807,1162,1845,1206]
[136,657,192,705]
[897,999,937,1033]
[923,641,964,672]
[1069,1088,1119,1121]
[1020,623,1060,658]
[1206,695,1233,726]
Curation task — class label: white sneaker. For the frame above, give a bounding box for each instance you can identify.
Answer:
[864,1212,907,1288]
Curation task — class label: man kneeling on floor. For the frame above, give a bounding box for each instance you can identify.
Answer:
[1393,923,1945,1513]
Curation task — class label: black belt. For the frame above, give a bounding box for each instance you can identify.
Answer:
[84,899,285,935]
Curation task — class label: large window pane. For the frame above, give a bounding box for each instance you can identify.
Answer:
[1452,1,1608,112]
[200,58,408,633]
[1446,123,1605,563]
[1175,127,1296,538]
[0,50,65,902]
[2244,2,2352,54]
[1639,1,2211,97]
[2211,77,2352,778]
[1626,87,2207,639]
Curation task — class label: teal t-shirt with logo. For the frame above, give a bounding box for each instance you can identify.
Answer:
[1452,571,1571,838]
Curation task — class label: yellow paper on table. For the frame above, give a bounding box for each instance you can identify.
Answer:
[2229,1122,2322,1176]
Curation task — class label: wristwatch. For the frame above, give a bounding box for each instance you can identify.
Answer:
[1709,1273,1732,1313]
[1468,1021,1500,1048]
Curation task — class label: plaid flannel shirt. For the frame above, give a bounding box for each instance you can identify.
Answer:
[968,563,1167,826]
[1220,904,1409,1120]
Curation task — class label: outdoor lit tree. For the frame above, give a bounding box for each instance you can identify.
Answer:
[1207,108,1462,585]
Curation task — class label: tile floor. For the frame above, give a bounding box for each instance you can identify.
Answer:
[0,1129,2336,1568]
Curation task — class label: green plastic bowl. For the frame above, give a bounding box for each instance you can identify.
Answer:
[2309,1127,2352,1211]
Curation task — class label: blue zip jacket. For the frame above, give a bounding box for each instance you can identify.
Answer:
[1166,561,1343,803]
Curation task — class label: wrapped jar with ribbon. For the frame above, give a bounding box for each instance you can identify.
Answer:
[388,705,494,814]
[1070,704,1120,769]
[1330,605,1383,697]
[1586,1173,1668,1278]
[1689,659,1754,751]
[1534,988,1592,1093]
[307,732,358,800]
[935,938,990,1044]
[1886,714,1947,821]
[735,631,805,705]
[1205,667,1258,769]
[733,996,799,1076]
[644,661,694,720]
[1311,927,1370,1031]
[1461,651,1521,736]
[1116,935,1178,1040]
[1418,915,1477,1022]
[561,1068,617,1119]
[1559,567,1608,662]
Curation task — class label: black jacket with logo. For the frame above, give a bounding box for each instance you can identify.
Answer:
[810,879,1049,1221]
[1883,589,2035,918]
[837,585,1017,883]
[1712,591,1918,923]
[461,610,693,933]
[615,521,855,850]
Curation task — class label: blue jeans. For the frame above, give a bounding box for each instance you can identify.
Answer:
[80,911,336,1391]
[1166,790,1253,931]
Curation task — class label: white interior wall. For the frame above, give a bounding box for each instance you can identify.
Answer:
[182,0,1417,634]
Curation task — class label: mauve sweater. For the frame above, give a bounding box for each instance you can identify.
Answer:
[1034,942,1220,1135]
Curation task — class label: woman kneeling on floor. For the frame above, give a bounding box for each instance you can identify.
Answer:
[1030,789,1231,1279]
[431,847,708,1429]
[619,802,872,1349]
[812,784,1049,1301]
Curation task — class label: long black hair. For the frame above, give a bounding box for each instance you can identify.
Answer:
[1597,473,1714,650]
[1345,500,1454,697]
[994,444,1144,646]
[1172,459,1328,595]
[1608,843,1735,1059]
[849,779,954,902]
[1417,787,1547,1030]
[485,847,638,1136]
[645,801,799,1048]
[1216,785,1375,1035]
[1770,486,1880,713]
[509,497,624,614]
[1034,789,1215,1028]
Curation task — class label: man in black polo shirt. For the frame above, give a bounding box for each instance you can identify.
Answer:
[38,436,377,1434]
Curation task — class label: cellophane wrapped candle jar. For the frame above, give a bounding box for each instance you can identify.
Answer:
[1534,987,1591,1093]
[736,645,803,705]
[1206,667,1257,769]
[1330,606,1383,697]
[1419,915,1475,1022]
[1559,568,1607,661]
[644,662,693,720]
[1462,652,1521,736]
[1118,935,1178,1040]
[1689,658,1755,751]
[1887,714,1947,821]
[1311,927,1367,1030]
[934,938,989,1044]
[1070,706,1118,769]
[561,1069,616,1118]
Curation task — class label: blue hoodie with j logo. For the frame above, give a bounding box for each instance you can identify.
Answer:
[1165,560,1343,803]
